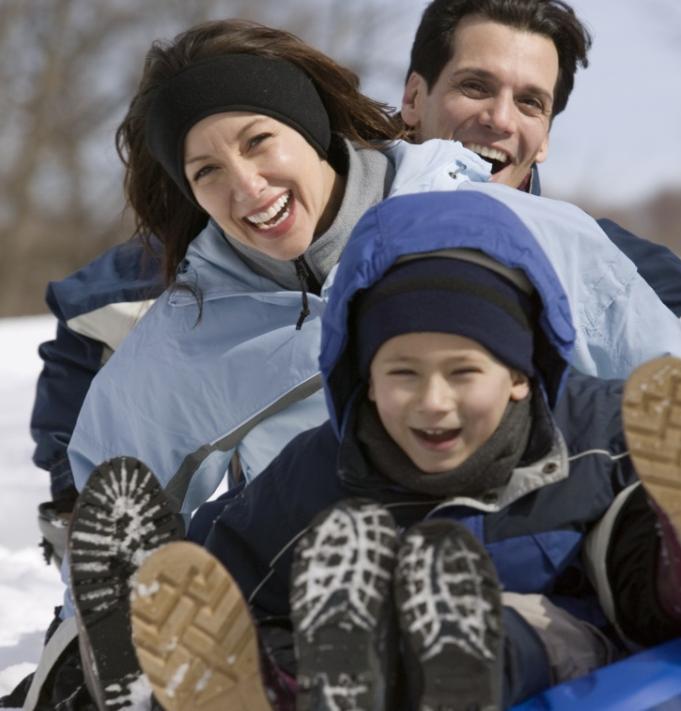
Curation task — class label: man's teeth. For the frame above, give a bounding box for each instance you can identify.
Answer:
[466,143,509,164]
[245,192,291,228]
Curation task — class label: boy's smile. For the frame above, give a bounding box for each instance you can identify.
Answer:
[411,426,462,449]
[368,332,529,474]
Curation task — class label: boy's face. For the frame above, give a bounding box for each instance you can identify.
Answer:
[368,332,529,474]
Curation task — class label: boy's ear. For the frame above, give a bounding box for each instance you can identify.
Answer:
[510,371,531,401]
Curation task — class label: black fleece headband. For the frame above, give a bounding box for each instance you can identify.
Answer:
[145,54,332,199]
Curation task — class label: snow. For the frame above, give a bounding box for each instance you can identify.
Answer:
[0,315,64,698]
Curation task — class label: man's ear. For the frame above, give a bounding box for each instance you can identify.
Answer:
[401,71,428,129]
[534,131,550,165]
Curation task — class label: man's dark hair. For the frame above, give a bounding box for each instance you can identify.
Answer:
[407,0,592,118]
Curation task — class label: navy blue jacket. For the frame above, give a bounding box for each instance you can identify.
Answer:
[30,237,164,497]
[197,372,635,631]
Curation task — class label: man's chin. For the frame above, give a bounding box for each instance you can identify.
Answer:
[489,166,533,192]
[488,167,515,187]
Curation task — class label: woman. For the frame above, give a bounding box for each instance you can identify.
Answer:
[66,20,413,514]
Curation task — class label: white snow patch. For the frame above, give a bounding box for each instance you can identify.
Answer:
[0,316,64,696]
[166,662,189,697]
[133,579,160,599]
[0,548,62,649]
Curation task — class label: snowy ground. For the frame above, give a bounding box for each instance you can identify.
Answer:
[0,315,64,698]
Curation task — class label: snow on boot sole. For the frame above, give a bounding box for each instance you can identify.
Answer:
[130,541,272,711]
[394,519,503,711]
[622,356,681,536]
[290,499,399,711]
[69,456,184,710]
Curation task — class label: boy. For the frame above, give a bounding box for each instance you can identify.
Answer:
[72,191,681,710]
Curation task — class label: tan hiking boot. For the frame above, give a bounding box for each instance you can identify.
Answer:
[622,355,681,535]
[130,541,272,711]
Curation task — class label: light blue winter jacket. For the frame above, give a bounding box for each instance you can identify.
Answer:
[68,139,681,515]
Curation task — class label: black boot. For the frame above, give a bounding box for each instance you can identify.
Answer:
[394,519,504,711]
[290,498,400,711]
[69,457,184,710]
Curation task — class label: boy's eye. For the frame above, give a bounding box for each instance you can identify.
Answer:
[388,368,417,377]
[451,367,479,376]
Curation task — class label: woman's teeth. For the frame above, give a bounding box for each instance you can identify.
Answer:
[245,192,291,229]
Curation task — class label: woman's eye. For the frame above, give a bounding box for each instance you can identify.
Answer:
[388,369,417,377]
[192,165,215,182]
[247,132,272,150]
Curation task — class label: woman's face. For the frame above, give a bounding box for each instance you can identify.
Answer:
[184,112,342,261]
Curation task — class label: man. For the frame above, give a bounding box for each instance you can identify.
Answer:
[400,0,681,314]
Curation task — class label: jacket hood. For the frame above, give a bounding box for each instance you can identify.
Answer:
[320,191,575,438]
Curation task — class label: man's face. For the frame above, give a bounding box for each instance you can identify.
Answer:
[401,15,559,188]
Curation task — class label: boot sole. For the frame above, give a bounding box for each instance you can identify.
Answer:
[622,356,681,535]
[290,500,399,711]
[395,519,503,711]
[130,541,272,711]
[69,456,184,709]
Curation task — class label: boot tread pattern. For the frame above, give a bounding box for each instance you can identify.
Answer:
[396,527,499,662]
[70,457,182,623]
[68,456,183,710]
[394,520,503,711]
[291,502,398,639]
[291,500,399,711]
[131,541,272,711]
[623,356,681,523]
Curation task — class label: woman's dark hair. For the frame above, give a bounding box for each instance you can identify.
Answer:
[408,0,591,119]
[116,19,404,285]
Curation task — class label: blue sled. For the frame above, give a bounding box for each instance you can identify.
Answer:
[512,638,681,710]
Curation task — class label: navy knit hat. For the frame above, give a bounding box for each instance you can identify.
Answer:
[354,254,538,378]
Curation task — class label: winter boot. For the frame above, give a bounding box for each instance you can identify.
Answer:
[290,498,400,711]
[68,456,184,710]
[622,355,681,619]
[129,541,273,711]
[622,355,681,534]
[394,519,503,711]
